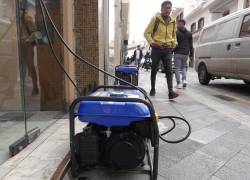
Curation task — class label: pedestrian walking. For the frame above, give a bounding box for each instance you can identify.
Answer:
[174,19,193,89]
[133,45,143,69]
[144,1,179,99]
[142,49,152,71]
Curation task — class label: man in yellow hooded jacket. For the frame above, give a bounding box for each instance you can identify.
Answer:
[21,7,39,95]
[144,1,179,99]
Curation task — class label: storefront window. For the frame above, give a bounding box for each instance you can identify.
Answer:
[0,0,65,165]
[0,0,24,164]
[19,0,65,143]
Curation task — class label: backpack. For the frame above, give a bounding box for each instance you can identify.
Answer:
[151,17,176,38]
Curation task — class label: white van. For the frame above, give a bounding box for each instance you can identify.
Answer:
[195,8,250,85]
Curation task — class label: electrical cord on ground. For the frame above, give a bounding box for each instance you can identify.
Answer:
[38,0,191,144]
[158,116,191,143]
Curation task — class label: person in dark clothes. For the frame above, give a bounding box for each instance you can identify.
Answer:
[133,45,143,69]
[174,19,193,89]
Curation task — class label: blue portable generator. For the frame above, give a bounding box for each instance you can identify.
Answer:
[114,65,139,86]
[69,85,159,180]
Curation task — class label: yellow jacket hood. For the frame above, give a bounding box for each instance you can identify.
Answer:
[144,13,177,46]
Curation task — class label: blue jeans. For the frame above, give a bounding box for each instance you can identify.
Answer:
[135,58,141,69]
[174,54,188,84]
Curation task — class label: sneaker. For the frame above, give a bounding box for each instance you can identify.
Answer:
[176,83,182,89]
[183,80,187,88]
[149,89,156,96]
[169,91,179,100]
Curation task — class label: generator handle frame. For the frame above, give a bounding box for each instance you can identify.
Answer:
[114,65,139,86]
[69,95,159,180]
[92,85,148,98]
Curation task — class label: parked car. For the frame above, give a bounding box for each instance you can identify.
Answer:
[195,8,250,85]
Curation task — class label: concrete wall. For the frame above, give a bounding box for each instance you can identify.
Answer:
[62,0,76,105]
[229,0,239,13]
[53,0,108,106]
[114,0,122,68]
[98,0,108,85]
[108,0,130,85]
[74,0,100,95]
[238,0,246,9]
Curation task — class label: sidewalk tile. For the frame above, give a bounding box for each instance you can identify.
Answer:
[164,152,223,180]
[189,128,225,144]
[159,139,203,162]
[206,120,241,133]
[220,128,250,145]
[199,136,245,162]
[209,176,223,180]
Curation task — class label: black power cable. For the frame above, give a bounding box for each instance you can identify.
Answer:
[39,5,81,96]
[38,0,154,106]
[38,0,191,144]
[159,116,191,144]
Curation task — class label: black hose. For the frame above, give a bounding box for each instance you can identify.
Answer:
[159,117,176,136]
[38,0,191,144]
[38,0,154,106]
[39,3,81,96]
[159,116,191,144]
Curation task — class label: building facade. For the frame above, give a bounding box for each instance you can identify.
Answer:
[172,7,184,20]
[108,0,130,84]
[185,0,250,47]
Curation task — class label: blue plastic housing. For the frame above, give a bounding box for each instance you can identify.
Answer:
[116,65,138,74]
[76,90,150,127]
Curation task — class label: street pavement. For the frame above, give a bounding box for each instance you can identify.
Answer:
[139,68,250,180]
[2,68,250,180]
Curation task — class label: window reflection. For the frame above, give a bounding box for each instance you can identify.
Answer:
[20,8,40,96]
[0,0,21,110]
[0,0,65,165]
[0,0,24,165]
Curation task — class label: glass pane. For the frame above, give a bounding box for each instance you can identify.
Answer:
[240,15,250,37]
[0,0,25,164]
[19,0,65,136]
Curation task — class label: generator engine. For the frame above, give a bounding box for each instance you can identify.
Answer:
[70,86,159,179]
[75,122,150,169]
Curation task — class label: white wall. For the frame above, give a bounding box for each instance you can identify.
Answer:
[229,0,239,13]
[185,6,212,48]
[185,10,211,32]
[238,0,246,9]
[211,13,222,21]
[98,0,109,85]
[184,0,248,49]
[185,0,247,31]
